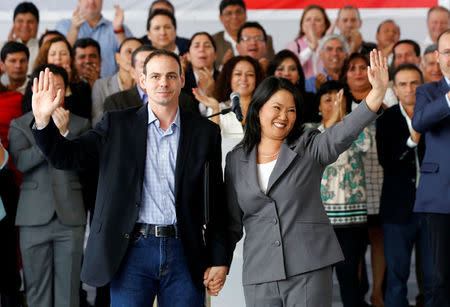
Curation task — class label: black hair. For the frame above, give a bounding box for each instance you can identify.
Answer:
[146,9,176,31]
[392,63,424,85]
[393,40,421,58]
[14,2,39,23]
[267,49,306,93]
[38,30,64,48]
[314,81,353,117]
[239,76,305,155]
[237,22,267,43]
[1,41,29,62]
[30,64,69,88]
[188,32,217,52]
[219,0,246,15]
[131,45,157,68]
[150,0,175,14]
[142,49,182,75]
[118,37,143,53]
[73,38,101,57]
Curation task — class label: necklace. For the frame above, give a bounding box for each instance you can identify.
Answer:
[259,151,279,158]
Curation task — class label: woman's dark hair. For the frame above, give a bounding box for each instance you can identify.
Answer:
[188,32,217,52]
[22,64,69,113]
[340,52,369,84]
[297,5,330,39]
[267,49,306,93]
[214,56,264,102]
[239,76,305,155]
[314,80,352,119]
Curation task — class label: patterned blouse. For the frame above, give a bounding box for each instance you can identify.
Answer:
[306,123,372,227]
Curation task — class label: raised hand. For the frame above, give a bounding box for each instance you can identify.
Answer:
[197,67,215,96]
[305,24,318,51]
[113,5,124,32]
[324,89,345,128]
[32,68,64,128]
[192,88,219,111]
[315,73,328,90]
[221,49,233,66]
[52,107,70,136]
[71,6,86,30]
[365,49,389,113]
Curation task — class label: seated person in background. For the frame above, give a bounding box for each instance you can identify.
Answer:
[9,64,90,307]
[56,0,132,77]
[23,37,92,119]
[286,4,330,79]
[38,30,64,48]
[305,34,349,94]
[212,0,275,68]
[376,19,400,65]
[91,37,142,126]
[73,38,102,88]
[266,49,318,123]
[335,6,376,54]
[140,0,190,55]
[0,41,29,94]
[1,2,39,76]
[193,56,264,134]
[145,9,186,55]
[182,32,219,115]
[236,22,271,71]
[422,6,449,51]
[421,44,443,83]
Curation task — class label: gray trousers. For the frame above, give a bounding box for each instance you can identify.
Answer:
[243,265,333,307]
[20,217,85,307]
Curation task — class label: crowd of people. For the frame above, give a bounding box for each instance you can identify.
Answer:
[0,0,449,307]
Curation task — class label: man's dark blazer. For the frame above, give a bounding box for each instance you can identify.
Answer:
[412,78,450,213]
[376,104,425,224]
[103,86,199,115]
[31,105,228,289]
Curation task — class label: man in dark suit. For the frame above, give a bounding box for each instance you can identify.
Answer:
[376,63,433,307]
[104,45,199,115]
[412,29,450,307]
[31,50,229,306]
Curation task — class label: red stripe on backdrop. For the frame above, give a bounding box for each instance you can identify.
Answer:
[246,0,438,9]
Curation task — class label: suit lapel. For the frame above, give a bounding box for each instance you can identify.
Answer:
[240,146,263,195]
[266,141,300,194]
[174,110,194,203]
[439,77,450,94]
[134,104,149,202]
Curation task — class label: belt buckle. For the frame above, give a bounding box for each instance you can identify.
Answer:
[155,225,163,237]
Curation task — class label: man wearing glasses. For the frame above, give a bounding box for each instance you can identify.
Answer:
[236,22,270,71]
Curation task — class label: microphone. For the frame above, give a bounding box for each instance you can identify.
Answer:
[230,92,243,122]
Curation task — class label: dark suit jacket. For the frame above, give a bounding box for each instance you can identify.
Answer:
[412,78,450,213]
[376,105,425,224]
[212,31,275,67]
[103,86,199,115]
[32,105,228,289]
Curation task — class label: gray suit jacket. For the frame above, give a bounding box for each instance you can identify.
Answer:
[212,31,275,68]
[91,73,122,126]
[9,112,90,226]
[225,101,379,285]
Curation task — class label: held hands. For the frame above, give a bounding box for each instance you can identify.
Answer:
[410,128,421,144]
[52,107,70,136]
[365,50,388,113]
[32,68,64,128]
[113,5,125,32]
[203,266,228,296]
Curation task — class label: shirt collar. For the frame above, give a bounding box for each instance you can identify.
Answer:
[136,85,147,104]
[223,31,238,55]
[147,104,181,129]
[444,76,450,86]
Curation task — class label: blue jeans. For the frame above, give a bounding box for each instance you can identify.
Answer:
[110,232,205,307]
[383,214,433,307]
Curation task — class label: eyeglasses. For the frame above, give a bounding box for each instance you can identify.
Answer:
[438,49,450,57]
[240,36,265,43]
[222,9,245,18]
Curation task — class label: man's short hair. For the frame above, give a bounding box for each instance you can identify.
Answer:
[142,49,182,76]
[1,41,30,62]
[376,19,400,35]
[14,2,39,23]
[131,45,157,68]
[38,30,64,48]
[73,38,101,57]
[118,37,142,53]
[393,40,421,57]
[392,63,424,85]
[146,9,176,31]
[219,0,246,15]
[318,34,350,54]
[150,0,175,14]
[427,5,450,20]
[337,5,361,21]
[237,22,267,43]
[423,44,438,56]
[437,29,450,49]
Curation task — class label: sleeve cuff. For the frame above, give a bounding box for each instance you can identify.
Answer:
[407,136,418,148]
[62,130,70,138]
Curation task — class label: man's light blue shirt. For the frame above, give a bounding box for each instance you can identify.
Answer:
[444,76,450,108]
[137,105,180,225]
[56,17,132,78]
[136,85,148,105]
[305,69,332,94]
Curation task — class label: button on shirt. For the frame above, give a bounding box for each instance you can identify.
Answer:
[56,17,132,78]
[137,105,180,225]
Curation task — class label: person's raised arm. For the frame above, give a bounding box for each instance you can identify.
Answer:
[365,50,389,113]
[32,68,64,128]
